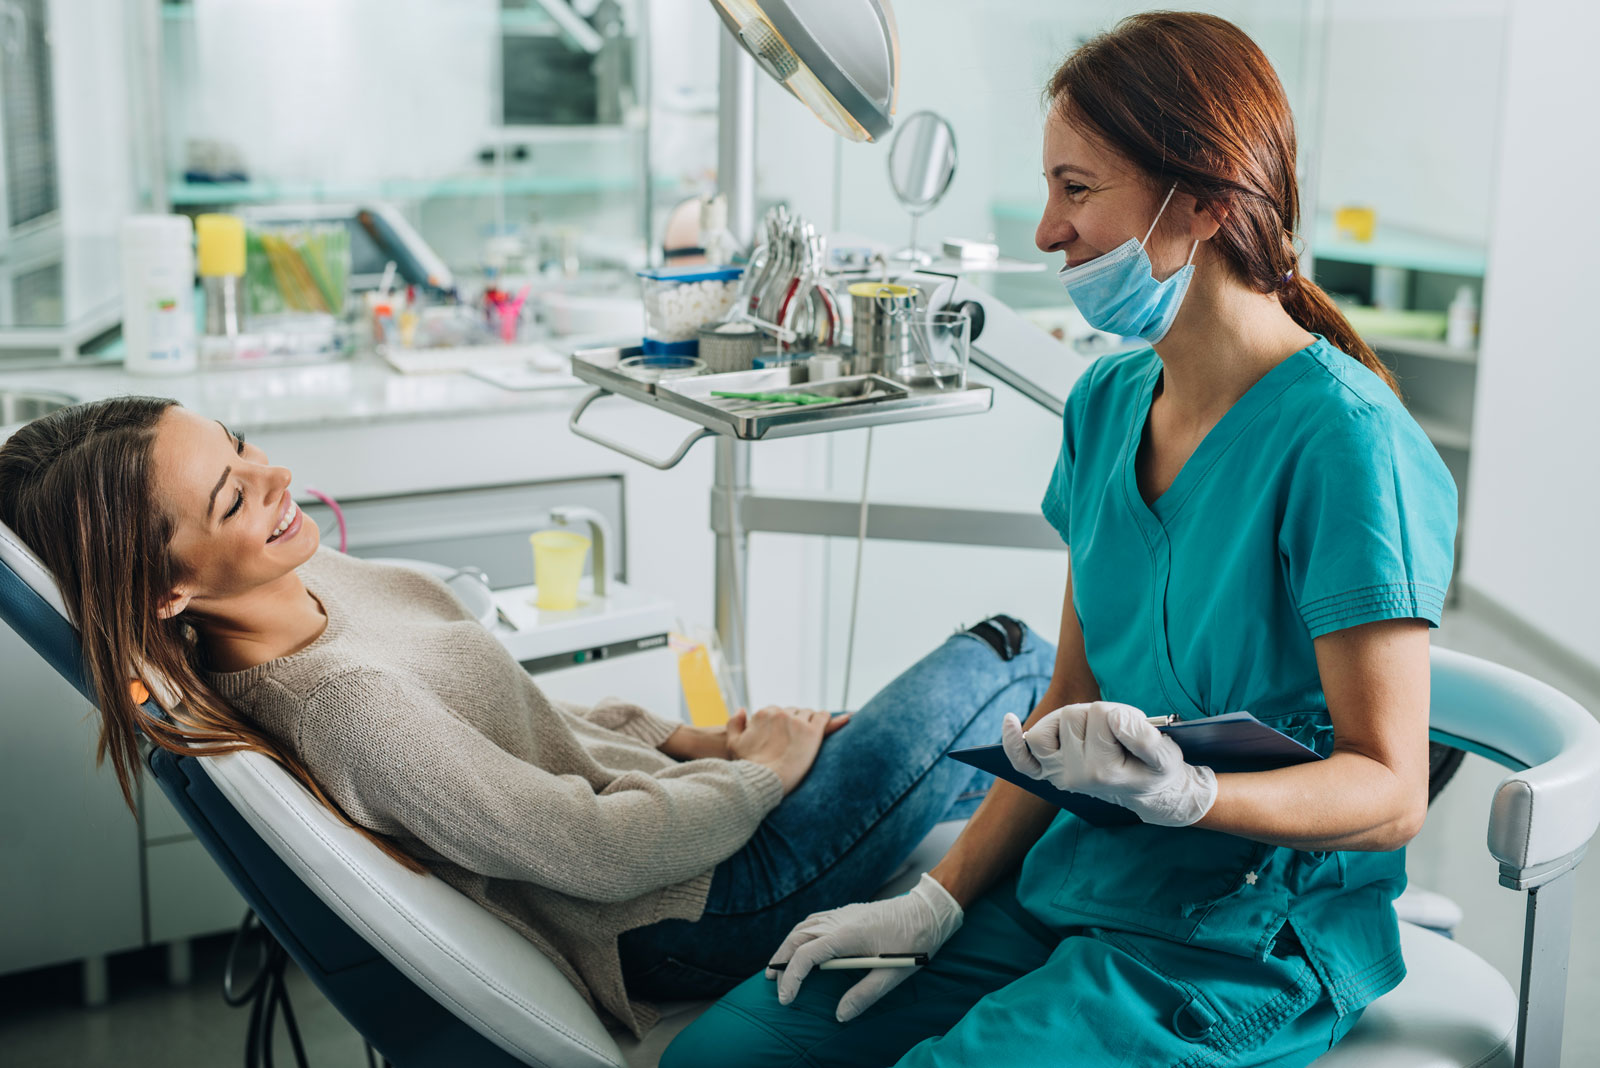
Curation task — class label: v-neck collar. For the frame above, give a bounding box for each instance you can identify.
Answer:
[1123,337,1323,526]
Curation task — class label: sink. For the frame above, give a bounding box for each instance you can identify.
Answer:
[0,389,76,426]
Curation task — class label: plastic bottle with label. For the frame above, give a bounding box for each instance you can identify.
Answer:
[120,215,198,375]
[1446,285,1477,351]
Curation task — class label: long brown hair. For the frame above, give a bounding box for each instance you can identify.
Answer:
[0,397,424,872]
[1047,11,1399,396]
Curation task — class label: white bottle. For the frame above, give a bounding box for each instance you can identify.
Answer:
[120,215,198,376]
[1446,285,1477,351]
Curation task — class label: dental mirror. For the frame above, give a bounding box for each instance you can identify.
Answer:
[887,110,956,265]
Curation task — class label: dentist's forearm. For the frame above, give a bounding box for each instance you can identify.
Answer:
[1196,748,1427,852]
[929,690,1085,907]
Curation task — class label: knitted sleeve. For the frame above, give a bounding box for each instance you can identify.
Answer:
[297,668,784,902]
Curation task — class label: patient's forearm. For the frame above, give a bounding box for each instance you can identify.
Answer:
[658,724,731,761]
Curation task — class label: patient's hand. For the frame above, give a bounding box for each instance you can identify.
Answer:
[659,708,849,767]
[728,707,851,795]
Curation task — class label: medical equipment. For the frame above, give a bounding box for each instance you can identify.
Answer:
[695,321,763,372]
[709,0,899,143]
[848,280,918,374]
[886,111,958,265]
[728,208,840,350]
[491,579,679,716]
[572,353,979,447]
[892,308,969,389]
[637,265,744,353]
[617,353,705,383]
[710,388,836,406]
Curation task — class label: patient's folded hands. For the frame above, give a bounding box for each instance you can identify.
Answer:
[1001,702,1217,827]
[659,708,852,795]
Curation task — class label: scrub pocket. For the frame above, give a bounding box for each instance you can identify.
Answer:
[1092,928,1327,1066]
[1042,817,1279,949]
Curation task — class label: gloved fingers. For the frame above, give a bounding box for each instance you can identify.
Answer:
[835,967,916,1024]
[1058,703,1092,747]
[1105,705,1183,771]
[1001,713,1044,778]
[777,936,840,1005]
[765,920,825,979]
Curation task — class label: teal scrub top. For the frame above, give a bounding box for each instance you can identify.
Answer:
[1019,336,1457,1015]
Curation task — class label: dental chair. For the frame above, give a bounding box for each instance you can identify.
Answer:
[2,519,1597,1068]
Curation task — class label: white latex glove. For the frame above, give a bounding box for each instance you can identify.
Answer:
[1000,702,1217,827]
[765,873,963,1023]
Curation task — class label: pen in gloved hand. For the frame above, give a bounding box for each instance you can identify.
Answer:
[767,953,929,972]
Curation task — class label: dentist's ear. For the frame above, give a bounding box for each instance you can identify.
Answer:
[157,589,192,620]
[1189,196,1226,241]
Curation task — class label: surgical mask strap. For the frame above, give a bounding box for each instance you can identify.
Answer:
[1141,184,1179,247]
[1141,182,1200,271]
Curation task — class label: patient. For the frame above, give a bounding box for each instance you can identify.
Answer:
[0,396,1052,1037]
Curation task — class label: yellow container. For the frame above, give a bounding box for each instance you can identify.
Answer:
[196,213,246,276]
[1333,205,1377,244]
[530,530,590,611]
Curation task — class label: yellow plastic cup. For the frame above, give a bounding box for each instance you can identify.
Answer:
[530,530,590,611]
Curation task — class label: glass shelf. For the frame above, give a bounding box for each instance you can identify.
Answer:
[1311,212,1486,277]
[169,174,669,207]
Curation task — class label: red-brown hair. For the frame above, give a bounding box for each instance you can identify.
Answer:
[1048,11,1399,396]
[0,397,424,872]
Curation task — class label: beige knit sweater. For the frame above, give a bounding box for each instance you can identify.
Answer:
[207,548,783,1036]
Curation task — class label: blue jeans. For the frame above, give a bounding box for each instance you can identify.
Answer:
[617,620,1055,1001]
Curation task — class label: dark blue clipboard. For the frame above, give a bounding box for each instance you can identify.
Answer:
[949,712,1322,826]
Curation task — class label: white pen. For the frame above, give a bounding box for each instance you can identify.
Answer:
[769,953,929,972]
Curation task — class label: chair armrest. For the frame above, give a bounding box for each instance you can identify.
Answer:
[1429,647,1600,885]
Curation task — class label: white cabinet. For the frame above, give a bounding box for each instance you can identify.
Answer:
[0,630,143,975]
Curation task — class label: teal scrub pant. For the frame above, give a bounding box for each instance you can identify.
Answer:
[660,877,1359,1068]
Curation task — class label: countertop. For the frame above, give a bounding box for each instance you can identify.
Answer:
[0,348,599,434]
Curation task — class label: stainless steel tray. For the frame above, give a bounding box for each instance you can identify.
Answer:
[571,346,992,443]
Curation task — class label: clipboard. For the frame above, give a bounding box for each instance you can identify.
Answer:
[949,711,1322,827]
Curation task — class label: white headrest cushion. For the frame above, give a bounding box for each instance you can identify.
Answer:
[0,519,69,620]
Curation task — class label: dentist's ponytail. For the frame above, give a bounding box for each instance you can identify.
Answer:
[1046,12,1400,398]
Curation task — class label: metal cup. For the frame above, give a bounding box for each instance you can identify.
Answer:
[848,282,920,375]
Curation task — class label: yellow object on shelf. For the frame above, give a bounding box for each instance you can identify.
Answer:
[530,530,590,611]
[195,213,246,277]
[1333,205,1377,244]
[676,641,731,727]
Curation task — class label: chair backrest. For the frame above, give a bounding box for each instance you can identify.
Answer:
[1426,644,1600,1068]
[0,520,630,1068]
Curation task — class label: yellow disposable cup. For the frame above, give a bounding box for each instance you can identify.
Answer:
[530,530,590,611]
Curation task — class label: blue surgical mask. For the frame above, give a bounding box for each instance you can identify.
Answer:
[1056,184,1198,344]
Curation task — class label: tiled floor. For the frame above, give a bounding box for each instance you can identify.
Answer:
[1,595,1596,1066]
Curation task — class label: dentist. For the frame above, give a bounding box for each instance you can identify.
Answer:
[665,11,1457,1067]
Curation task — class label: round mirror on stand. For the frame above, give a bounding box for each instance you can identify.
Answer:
[887,110,957,264]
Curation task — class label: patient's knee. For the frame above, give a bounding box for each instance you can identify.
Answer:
[962,614,1030,662]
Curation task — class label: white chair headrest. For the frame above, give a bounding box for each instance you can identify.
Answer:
[0,519,69,619]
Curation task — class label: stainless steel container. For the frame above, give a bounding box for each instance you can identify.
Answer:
[848,282,920,375]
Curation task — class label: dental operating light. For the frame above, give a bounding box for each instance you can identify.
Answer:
[708,0,900,142]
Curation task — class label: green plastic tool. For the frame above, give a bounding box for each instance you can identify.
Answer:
[711,390,837,406]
